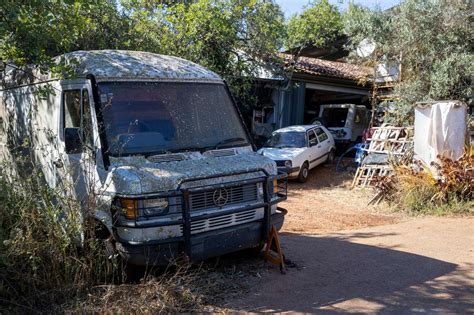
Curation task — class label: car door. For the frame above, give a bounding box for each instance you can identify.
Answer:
[314,127,332,163]
[307,129,321,169]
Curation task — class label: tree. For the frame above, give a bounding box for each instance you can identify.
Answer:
[285,0,342,52]
[0,0,133,74]
[122,0,286,108]
[343,0,473,125]
[0,0,286,109]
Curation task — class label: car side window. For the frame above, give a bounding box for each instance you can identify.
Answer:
[308,130,318,146]
[315,128,328,142]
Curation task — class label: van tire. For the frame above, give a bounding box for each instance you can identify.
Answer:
[122,262,145,283]
[298,162,309,183]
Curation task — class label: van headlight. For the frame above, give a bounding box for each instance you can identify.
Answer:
[284,160,292,168]
[142,198,169,216]
[117,197,169,219]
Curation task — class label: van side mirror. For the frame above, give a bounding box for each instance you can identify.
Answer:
[65,127,82,154]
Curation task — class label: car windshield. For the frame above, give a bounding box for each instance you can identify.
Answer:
[98,82,249,156]
[321,107,349,127]
[265,132,306,148]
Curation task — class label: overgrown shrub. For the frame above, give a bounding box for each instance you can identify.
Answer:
[374,154,473,214]
[0,161,256,312]
[0,163,119,311]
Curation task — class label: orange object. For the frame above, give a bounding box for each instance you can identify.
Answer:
[263,225,286,274]
[121,198,138,220]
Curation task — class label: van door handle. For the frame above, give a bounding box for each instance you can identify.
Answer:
[317,145,321,148]
[53,159,63,168]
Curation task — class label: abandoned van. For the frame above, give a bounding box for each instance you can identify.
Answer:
[312,104,369,145]
[0,50,287,265]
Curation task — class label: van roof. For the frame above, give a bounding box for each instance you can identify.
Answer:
[59,50,222,82]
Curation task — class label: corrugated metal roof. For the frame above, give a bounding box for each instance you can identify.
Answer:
[60,50,222,81]
[282,53,372,82]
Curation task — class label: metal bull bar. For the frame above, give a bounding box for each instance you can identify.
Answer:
[112,168,288,260]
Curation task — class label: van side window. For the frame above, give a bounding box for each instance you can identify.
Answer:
[63,89,94,151]
[315,128,328,142]
[308,130,318,146]
[82,89,93,148]
[64,90,81,129]
[0,98,4,136]
[355,107,365,124]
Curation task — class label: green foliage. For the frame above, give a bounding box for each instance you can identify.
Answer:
[285,0,342,51]
[343,0,473,125]
[121,0,285,108]
[0,0,285,109]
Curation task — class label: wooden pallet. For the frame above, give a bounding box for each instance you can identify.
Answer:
[366,127,414,155]
[351,164,392,189]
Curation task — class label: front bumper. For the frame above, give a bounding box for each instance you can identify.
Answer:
[116,208,286,266]
[112,170,288,266]
[277,166,300,178]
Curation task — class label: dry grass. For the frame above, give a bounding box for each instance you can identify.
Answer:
[374,154,473,215]
[63,254,267,313]
[0,164,266,313]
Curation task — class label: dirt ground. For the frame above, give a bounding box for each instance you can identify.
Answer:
[218,164,474,313]
[227,217,474,313]
[280,163,401,234]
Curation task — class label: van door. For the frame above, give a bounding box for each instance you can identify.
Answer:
[55,83,97,208]
[352,106,367,142]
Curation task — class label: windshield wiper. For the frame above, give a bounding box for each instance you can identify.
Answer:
[213,137,247,149]
[172,146,212,153]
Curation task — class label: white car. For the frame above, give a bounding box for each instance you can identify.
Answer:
[258,125,336,182]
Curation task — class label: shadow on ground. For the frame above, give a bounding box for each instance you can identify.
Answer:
[226,232,473,313]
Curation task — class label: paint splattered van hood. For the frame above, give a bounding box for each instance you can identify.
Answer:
[106,152,277,195]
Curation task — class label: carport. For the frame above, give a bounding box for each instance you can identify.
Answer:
[251,55,372,133]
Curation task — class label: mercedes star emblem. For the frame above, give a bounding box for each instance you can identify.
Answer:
[213,188,229,207]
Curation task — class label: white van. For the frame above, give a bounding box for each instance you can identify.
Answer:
[0,50,287,266]
[312,104,370,145]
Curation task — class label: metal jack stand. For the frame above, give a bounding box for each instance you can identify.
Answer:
[263,225,286,274]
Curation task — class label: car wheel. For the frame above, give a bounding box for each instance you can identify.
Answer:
[326,149,335,164]
[298,162,309,183]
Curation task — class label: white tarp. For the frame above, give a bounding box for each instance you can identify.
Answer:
[414,101,466,167]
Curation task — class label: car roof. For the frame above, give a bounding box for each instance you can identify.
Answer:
[274,125,321,133]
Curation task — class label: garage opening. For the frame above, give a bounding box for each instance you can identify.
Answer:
[303,84,370,125]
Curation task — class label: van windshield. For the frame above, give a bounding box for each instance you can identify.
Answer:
[98,82,249,156]
[321,107,349,128]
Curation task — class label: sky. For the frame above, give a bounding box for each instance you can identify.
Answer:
[276,0,401,18]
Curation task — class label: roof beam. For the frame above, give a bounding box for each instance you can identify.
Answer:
[305,82,369,95]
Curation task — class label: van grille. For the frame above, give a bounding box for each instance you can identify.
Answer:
[189,183,259,211]
[180,209,262,234]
